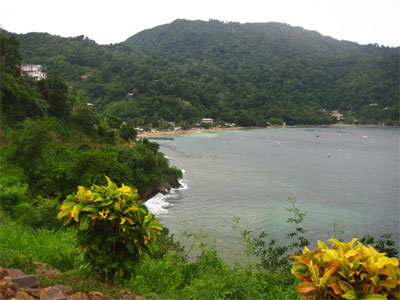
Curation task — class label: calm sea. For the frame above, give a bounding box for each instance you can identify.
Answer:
[145,127,399,260]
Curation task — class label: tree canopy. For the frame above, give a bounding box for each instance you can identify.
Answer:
[10,19,399,126]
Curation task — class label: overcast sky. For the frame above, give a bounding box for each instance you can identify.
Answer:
[1,0,399,46]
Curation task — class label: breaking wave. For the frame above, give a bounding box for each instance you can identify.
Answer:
[144,179,188,216]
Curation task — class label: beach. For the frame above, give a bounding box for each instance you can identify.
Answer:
[137,126,256,137]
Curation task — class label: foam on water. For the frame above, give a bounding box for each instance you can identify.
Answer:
[179,179,189,190]
[144,193,170,215]
[144,179,189,216]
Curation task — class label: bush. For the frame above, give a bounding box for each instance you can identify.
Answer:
[290,238,400,299]
[57,176,163,282]
[119,123,137,141]
[0,174,29,210]
[14,196,61,229]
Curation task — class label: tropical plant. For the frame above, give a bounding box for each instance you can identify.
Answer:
[57,176,163,282]
[290,238,400,299]
[252,198,310,271]
[360,234,398,258]
[286,197,309,254]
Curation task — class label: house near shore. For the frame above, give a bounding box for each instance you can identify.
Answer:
[331,111,345,121]
[201,118,213,124]
[20,64,47,80]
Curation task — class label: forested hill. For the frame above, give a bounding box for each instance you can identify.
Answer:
[13,19,399,126]
[126,19,390,58]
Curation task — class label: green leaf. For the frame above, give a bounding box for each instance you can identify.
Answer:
[71,206,79,222]
[387,264,400,280]
[97,200,113,207]
[82,205,98,212]
[339,280,353,293]
[79,215,90,231]
[319,268,333,287]
[309,260,319,285]
[364,294,387,300]
[371,275,379,286]
[343,290,357,299]
[318,240,328,250]
[378,279,400,288]
[345,250,359,259]
[323,249,340,262]
[376,257,398,268]
[105,175,112,187]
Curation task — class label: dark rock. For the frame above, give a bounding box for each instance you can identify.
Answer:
[40,287,67,300]
[66,292,88,300]
[5,269,26,278]
[12,275,40,289]
[139,176,181,199]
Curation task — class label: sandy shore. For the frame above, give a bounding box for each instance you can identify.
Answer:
[138,126,258,137]
[137,124,395,138]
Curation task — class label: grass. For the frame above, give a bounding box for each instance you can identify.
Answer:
[0,211,299,299]
[128,249,299,299]
[0,212,79,272]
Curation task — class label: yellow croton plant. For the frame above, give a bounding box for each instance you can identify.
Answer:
[290,238,400,300]
[57,176,163,280]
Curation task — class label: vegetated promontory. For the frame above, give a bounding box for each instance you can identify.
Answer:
[12,19,399,127]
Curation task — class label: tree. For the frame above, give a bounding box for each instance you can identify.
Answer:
[37,75,73,118]
[119,123,138,141]
[108,115,122,129]
[0,33,21,76]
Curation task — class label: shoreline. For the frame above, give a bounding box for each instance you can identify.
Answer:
[138,126,259,137]
[137,124,396,138]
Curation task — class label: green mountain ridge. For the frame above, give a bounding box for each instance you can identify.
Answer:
[11,19,400,125]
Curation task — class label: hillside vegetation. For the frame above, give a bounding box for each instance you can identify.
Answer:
[13,19,399,127]
[1,28,400,299]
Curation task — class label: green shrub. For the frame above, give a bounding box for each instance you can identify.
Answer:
[290,238,400,299]
[14,196,61,229]
[0,174,29,210]
[119,123,137,141]
[57,176,163,282]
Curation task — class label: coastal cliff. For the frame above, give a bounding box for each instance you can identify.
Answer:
[139,175,181,200]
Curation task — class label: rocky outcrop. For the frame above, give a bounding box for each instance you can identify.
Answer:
[139,176,181,200]
[0,266,105,300]
[0,265,148,300]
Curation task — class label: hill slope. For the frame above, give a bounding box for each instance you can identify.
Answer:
[14,19,399,125]
[125,19,399,124]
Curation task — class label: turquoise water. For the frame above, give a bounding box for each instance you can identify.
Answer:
[145,127,399,259]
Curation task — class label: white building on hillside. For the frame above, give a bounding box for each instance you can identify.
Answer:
[201,118,213,124]
[21,64,47,80]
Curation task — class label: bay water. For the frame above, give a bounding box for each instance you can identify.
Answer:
[145,127,399,261]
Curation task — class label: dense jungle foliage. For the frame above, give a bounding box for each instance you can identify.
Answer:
[0,32,181,227]
[8,19,399,127]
